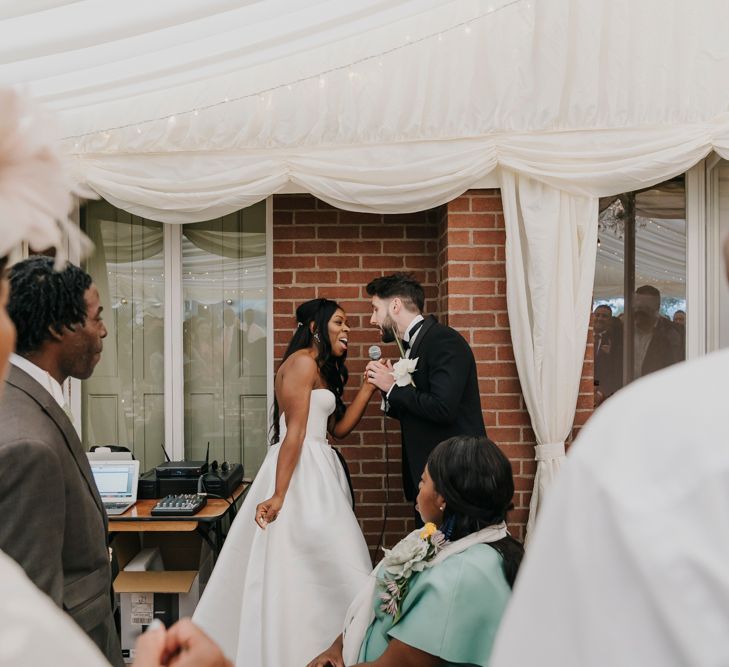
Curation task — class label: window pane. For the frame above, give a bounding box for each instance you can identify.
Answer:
[593,177,686,404]
[81,201,165,470]
[182,201,268,474]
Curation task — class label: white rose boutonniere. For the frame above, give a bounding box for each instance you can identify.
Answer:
[391,357,418,387]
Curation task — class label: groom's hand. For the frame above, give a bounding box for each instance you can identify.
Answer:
[366,359,394,393]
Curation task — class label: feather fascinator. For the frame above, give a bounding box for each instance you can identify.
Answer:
[0,88,92,261]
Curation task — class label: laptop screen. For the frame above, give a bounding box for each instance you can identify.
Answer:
[91,462,137,499]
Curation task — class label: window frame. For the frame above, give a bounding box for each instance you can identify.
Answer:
[66,197,274,460]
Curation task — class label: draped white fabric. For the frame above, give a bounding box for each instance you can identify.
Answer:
[5,0,729,532]
[3,0,729,219]
[500,171,597,538]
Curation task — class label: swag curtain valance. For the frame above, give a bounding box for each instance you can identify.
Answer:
[4,0,729,533]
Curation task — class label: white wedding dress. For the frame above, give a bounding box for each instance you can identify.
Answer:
[193,389,372,666]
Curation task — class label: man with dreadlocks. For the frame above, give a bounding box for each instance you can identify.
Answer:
[0,256,122,667]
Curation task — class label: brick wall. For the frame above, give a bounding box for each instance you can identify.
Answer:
[273,192,594,554]
[272,196,438,557]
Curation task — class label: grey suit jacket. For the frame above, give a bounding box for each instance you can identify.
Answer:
[0,365,123,667]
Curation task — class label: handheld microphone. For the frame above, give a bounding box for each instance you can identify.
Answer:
[368,345,382,361]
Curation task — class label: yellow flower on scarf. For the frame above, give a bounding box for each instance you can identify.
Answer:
[420,522,437,539]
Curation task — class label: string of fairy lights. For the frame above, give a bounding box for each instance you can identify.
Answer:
[64,0,528,146]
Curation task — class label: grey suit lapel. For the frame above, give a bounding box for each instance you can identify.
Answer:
[407,315,436,367]
[6,366,106,518]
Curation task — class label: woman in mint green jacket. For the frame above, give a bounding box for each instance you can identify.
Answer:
[307,435,524,667]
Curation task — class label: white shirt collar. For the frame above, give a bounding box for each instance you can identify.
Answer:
[403,314,425,344]
[10,353,66,410]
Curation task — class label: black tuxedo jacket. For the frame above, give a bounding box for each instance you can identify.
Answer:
[386,316,486,500]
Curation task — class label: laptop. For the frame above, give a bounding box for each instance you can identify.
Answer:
[90,460,140,516]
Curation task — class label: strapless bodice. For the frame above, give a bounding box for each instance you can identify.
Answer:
[278,388,335,443]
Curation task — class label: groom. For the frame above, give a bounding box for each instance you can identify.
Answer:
[365,273,486,504]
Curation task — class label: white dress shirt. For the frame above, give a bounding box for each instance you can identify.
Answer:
[401,314,425,358]
[384,314,425,403]
[10,353,68,412]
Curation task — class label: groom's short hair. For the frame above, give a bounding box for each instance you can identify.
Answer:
[366,272,424,313]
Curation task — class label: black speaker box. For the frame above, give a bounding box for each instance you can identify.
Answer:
[137,469,159,499]
[200,463,244,499]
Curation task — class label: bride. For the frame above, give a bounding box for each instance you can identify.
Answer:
[193,298,377,666]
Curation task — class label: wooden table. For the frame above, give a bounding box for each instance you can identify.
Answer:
[108,482,250,556]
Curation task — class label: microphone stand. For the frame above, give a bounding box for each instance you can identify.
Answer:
[375,397,391,557]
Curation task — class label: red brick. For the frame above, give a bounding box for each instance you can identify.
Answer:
[317,255,361,269]
[339,240,382,254]
[449,313,495,328]
[273,211,293,225]
[471,215,499,230]
[473,329,511,344]
[273,240,293,255]
[276,255,316,269]
[405,226,438,239]
[388,241,431,254]
[294,270,338,283]
[471,196,503,212]
[446,213,494,228]
[276,225,316,239]
[274,194,316,210]
[471,263,503,278]
[362,256,406,269]
[361,226,406,239]
[318,225,360,239]
[442,263,471,279]
[443,230,471,244]
[294,240,337,254]
[273,270,293,283]
[294,210,338,225]
[275,286,316,299]
[447,197,471,212]
[446,280,499,296]
[446,246,487,262]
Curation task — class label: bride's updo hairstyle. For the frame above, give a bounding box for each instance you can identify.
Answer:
[270,298,349,444]
[427,435,524,587]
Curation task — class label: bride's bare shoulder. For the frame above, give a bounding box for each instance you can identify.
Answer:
[277,350,318,385]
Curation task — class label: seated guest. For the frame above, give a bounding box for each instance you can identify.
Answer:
[307,435,524,667]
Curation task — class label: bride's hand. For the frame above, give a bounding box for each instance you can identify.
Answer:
[255,494,284,529]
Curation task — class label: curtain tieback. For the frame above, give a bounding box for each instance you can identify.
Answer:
[535,442,565,461]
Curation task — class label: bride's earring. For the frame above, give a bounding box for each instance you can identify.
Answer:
[314,332,321,343]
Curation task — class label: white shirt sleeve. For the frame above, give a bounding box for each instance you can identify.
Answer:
[0,550,109,667]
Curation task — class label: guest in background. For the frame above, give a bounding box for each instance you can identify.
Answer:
[307,435,523,667]
[672,309,686,327]
[592,304,623,406]
[633,285,683,378]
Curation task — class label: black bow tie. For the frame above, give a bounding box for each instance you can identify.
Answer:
[401,319,424,352]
